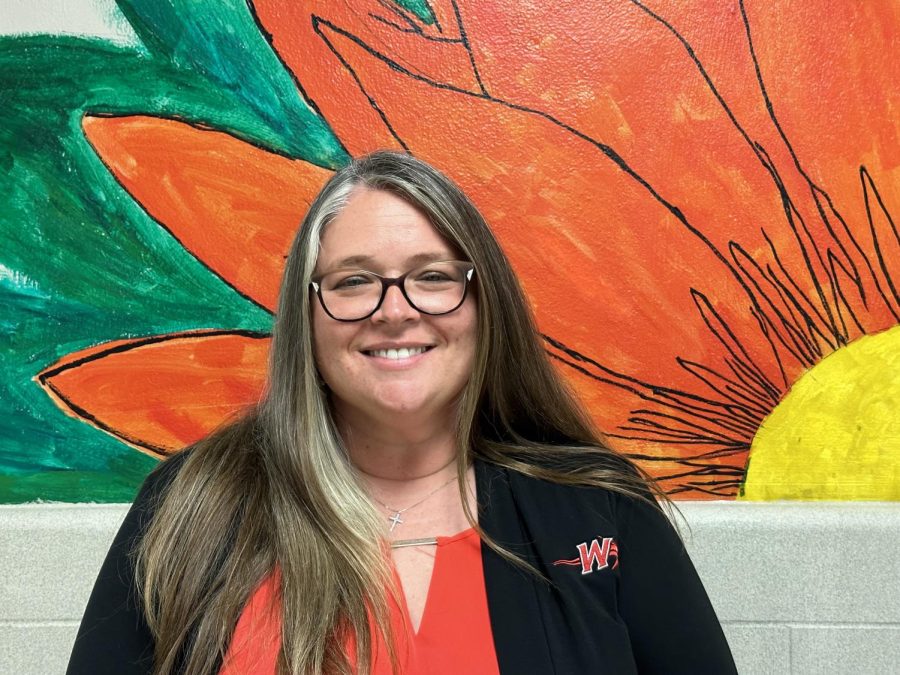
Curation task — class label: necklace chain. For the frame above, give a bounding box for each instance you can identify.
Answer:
[372,474,458,532]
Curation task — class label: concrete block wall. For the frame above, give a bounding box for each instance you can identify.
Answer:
[675,502,900,673]
[2,502,899,674]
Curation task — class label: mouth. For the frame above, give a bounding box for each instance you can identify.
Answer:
[362,346,435,361]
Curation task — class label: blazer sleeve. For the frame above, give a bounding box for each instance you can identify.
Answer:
[615,494,737,674]
[67,454,186,675]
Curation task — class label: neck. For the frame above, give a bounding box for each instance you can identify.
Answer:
[335,404,460,482]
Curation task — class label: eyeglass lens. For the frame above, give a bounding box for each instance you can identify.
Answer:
[318,261,472,320]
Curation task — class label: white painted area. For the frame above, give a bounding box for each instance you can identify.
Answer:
[0,263,42,291]
[2,502,899,674]
[0,0,139,45]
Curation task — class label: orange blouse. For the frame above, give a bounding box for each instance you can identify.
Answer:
[220,528,500,674]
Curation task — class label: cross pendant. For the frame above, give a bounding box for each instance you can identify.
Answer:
[388,512,403,531]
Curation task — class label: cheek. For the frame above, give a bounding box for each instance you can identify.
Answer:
[311,305,350,379]
[311,306,328,361]
[452,301,479,367]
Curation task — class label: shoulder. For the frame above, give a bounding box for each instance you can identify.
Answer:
[124,449,194,537]
[147,448,191,487]
[476,458,651,542]
[66,452,193,674]
[136,449,191,503]
[476,451,654,520]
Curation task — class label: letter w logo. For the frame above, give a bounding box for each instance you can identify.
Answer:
[553,536,619,575]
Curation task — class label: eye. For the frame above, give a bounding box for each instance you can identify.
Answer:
[328,272,376,291]
[414,262,466,283]
[417,269,454,283]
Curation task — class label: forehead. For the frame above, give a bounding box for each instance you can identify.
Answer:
[316,188,456,271]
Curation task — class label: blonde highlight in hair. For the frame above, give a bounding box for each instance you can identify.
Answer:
[136,151,665,674]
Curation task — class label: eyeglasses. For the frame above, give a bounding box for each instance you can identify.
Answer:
[310,260,476,322]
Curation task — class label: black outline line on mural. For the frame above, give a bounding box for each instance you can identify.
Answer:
[860,165,900,308]
[369,0,452,40]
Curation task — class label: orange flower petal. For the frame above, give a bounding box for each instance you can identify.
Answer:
[251,0,485,154]
[82,115,332,311]
[457,0,897,363]
[460,0,900,340]
[633,0,900,338]
[37,331,269,457]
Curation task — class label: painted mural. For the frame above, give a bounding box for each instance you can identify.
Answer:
[1,0,897,503]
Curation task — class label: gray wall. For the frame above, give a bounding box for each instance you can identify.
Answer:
[2,502,899,674]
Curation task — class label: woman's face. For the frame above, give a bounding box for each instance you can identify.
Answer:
[312,187,477,430]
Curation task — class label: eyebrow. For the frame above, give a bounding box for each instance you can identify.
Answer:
[326,251,453,271]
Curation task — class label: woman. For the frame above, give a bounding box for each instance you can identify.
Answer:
[68,151,736,674]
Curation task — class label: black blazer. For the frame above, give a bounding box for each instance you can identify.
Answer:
[477,461,736,673]
[69,454,736,673]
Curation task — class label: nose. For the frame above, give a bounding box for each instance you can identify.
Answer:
[373,284,419,323]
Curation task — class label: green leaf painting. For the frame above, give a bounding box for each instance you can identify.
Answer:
[0,1,343,502]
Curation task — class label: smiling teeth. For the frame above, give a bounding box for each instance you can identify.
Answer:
[369,347,428,360]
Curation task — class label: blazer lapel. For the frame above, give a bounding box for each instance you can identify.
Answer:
[476,461,556,674]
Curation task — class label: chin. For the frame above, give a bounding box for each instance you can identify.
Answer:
[374,395,436,417]
[372,387,459,420]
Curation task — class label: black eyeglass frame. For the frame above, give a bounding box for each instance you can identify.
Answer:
[309,261,476,322]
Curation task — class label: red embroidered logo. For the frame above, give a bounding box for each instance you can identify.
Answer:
[553,537,619,575]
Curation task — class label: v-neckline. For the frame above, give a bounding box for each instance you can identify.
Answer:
[393,527,476,636]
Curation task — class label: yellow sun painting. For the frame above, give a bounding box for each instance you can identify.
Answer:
[744,324,900,500]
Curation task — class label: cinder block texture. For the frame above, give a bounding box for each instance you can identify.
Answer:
[720,623,791,675]
[790,625,900,675]
[0,622,78,675]
[0,504,128,622]
[675,502,900,624]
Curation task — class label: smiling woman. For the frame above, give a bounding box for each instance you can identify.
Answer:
[67,151,735,675]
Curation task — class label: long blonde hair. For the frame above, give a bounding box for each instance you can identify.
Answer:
[136,151,664,675]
